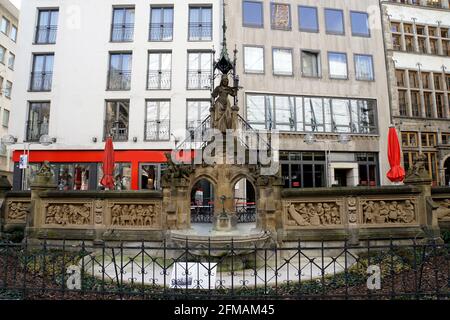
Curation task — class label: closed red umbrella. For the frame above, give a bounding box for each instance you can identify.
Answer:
[387,126,405,183]
[100,137,115,190]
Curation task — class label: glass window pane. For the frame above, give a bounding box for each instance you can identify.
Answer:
[299,6,318,32]
[244,46,264,73]
[247,95,266,125]
[305,98,324,132]
[328,52,347,79]
[295,97,304,131]
[271,3,291,30]
[302,51,319,77]
[351,12,370,36]
[332,99,351,133]
[273,49,293,75]
[355,54,374,81]
[243,1,263,27]
[325,9,344,34]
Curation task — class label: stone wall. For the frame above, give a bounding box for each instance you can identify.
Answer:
[432,187,450,230]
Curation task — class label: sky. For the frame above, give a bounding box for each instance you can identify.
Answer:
[10,0,20,9]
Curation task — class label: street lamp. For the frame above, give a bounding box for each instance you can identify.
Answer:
[1,134,57,190]
[303,133,352,187]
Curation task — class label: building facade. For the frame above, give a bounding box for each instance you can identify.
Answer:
[0,0,18,176]
[9,0,394,191]
[9,0,221,191]
[227,0,392,189]
[381,0,450,186]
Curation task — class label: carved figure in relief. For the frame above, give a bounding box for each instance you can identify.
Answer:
[287,204,310,226]
[8,202,29,220]
[286,202,341,227]
[436,199,450,220]
[363,200,415,224]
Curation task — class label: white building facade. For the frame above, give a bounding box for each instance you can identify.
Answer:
[0,0,18,176]
[9,0,221,190]
[382,0,450,186]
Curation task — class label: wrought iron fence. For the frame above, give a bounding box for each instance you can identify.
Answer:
[187,70,212,90]
[188,22,213,41]
[147,70,171,90]
[107,70,132,91]
[0,238,448,300]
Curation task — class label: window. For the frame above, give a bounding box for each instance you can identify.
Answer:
[328,52,348,79]
[189,6,212,41]
[325,9,344,35]
[271,3,291,30]
[422,72,431,89]
[298,6,318,32]
[0,77,3,95]
[401,132,418,148]
[246,94,378,134]
[396,70,405,87]
[350,12,370,37]
[442,133,450,145]
[98,163,132,190]
[354,54,374,81]
[10,25,17,42]
[108,53,132,91]
[281,152,326,188]
[422,132,437,147]
[187,100,210,131]
[104,101,129,141]
[434,74,442,91]
[147,52,172,90]
[398,90,408,116]
[357,153,379,187]
[1,17,9,35]
[243,1,263,28]
[149,7,174,41]
[27,102,50,142]
[187,51,212,89]
[8,52,14,70]
[301,50,320,77]
[111,7,135,42]
[35,9,59,44]
[408,71,419,88]
[145,100,170,141]
[4,81,11,98]
[0,46,5,64]
[272,48,293,76]
[244,46,264,74]
[30,54,54,91]
[2,109,9,127]
[423,92,433,118]
[436,93,445,118]
[410,91,421,117]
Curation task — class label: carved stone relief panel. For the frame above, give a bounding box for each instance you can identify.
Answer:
[360,199,417,225]
[435,199,450,221]
[6,200,31,222]
[108,202,162,229]
[285,201,343,228]
[44,202,93,226]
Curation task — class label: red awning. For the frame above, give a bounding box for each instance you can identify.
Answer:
[387,126,405,183]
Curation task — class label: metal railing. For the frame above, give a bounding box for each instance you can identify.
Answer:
[111,23,134,42]
[30,72,53,91]
[187,70,212,90]
[145,120,170,141]
[149,23,173,41]
[0,238,448,300]
[107,70,132,91]
[35,26,58,44]
[188,22,212,41]
[147,70,171,90]
[104,122,129,142]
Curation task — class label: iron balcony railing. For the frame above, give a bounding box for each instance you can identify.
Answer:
[30,72,53,91]
[188,22,212,41]
[145,120,170,141]
[187,70,212,90]
[104,122,129,142]
[35,25,58,44]
[111,23,134,42]
[25,120,49,142]
[147,70,171,90]
[149,23,173,41]
[107,70,132,91]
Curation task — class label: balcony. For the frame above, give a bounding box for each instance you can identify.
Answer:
[35,26,58,44]
[149,23,173,41]
[188,22,212,41]
[145,120,170,141]
[26,120,49,142]
[187,70,212,90]
[107,70,131,91]
[104,122,129,142]
[30,72,53,91]
[147,70,171,90]
[111,23,134,42]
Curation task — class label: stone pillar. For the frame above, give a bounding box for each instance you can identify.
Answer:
[404,157,441,241]
[0,175,12,237]
[27,164,57,240]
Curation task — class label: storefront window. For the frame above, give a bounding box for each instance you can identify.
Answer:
[281,152,326,188]
[357,153,379,186]
[139,164,166,190]
[98,163,132,190]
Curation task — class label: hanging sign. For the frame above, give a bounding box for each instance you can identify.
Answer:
[19,154,28,169]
